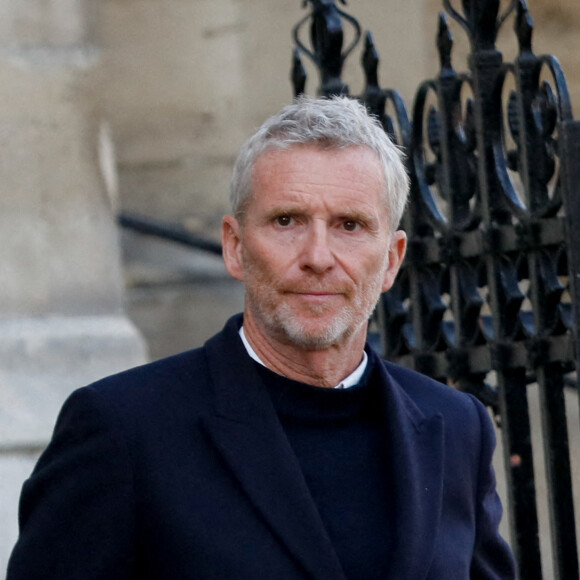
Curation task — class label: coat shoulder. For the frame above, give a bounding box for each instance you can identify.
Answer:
[381,359,489,430]
[76,346,214,421]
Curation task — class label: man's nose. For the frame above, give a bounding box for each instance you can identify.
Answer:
[299,222,335,274]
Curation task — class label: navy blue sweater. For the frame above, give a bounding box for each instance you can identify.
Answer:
[259,357,395,579]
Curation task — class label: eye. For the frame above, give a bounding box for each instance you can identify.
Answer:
[342,219,361,232]
[275,215,294,227]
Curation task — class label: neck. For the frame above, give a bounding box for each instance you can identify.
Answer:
[242,312,367,388]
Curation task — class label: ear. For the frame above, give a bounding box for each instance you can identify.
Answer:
[222,215,244,281]
[381,230,407,292]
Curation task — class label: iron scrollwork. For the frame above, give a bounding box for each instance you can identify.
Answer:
[291,0,580,577]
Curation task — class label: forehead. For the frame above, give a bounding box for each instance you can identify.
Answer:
[250,145,386,209]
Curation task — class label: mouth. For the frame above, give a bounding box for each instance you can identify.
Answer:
[286,291,344,303]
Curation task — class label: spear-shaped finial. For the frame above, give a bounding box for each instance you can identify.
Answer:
[515,0,534,54]
[437,13,454,74]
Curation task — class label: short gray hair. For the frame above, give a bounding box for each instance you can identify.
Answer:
[230,95,409,231]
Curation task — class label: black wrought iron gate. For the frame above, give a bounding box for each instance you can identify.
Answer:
[290,1,580,578]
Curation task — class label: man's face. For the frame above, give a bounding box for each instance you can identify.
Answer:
[222,145,406,351]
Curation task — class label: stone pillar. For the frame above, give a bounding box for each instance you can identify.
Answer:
[0,0,147,569]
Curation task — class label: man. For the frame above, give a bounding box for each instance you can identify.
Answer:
[7,96,515,579]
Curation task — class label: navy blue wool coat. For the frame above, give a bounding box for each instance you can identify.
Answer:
[7,315,515,579]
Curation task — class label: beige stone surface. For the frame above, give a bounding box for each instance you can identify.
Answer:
[0,0,95,48]
[0,59,126,316]
[0,315,147,446]
[0,45,147,438]
[99,0,246,228]
[0,2,146,571]
[0,453,41,577]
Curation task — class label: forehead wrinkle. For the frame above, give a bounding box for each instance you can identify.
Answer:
[255,183,388,227]
[253,147,383,187]
[250,146,389,220]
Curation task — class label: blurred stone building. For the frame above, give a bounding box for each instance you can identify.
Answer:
[1,0,579,573]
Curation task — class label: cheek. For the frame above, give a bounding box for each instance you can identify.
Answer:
[364,255,392,295]
[356,249,390,279]
[247,237,294,268]
[242,247,280,283]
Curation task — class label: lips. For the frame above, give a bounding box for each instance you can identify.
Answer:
[285,290,345,301]
[281,284,349,296]
[293,292,340,296]
[294,292,340,298]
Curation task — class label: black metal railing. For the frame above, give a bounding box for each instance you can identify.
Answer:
[291,1,579,578]
[119,212,223,256]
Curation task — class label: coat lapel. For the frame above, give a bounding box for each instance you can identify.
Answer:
[201,318,346,580]
[376,361,444,580]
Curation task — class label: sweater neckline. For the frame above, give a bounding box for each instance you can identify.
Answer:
[257,353,381,426]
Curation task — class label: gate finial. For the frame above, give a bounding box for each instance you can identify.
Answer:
[443,0,517,50]
[437,13,454,75]
[292,0,361,96]
[515,0,533,54]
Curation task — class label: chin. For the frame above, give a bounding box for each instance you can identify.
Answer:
[276,313,364,351]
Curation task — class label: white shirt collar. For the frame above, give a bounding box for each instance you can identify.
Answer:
[239,326,368,389]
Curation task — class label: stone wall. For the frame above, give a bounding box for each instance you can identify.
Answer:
[0,0,147,572]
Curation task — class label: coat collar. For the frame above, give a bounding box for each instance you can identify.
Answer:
[201,315,443,580]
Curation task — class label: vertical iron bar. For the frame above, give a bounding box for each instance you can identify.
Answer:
[498,369,542,579]
[536,364,579,579]
[560,120,580,415]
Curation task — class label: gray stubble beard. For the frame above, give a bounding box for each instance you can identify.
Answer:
[245,277,383,351]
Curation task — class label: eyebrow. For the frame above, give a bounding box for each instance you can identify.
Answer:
[263,206,381,229]
[262,206,300,218]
